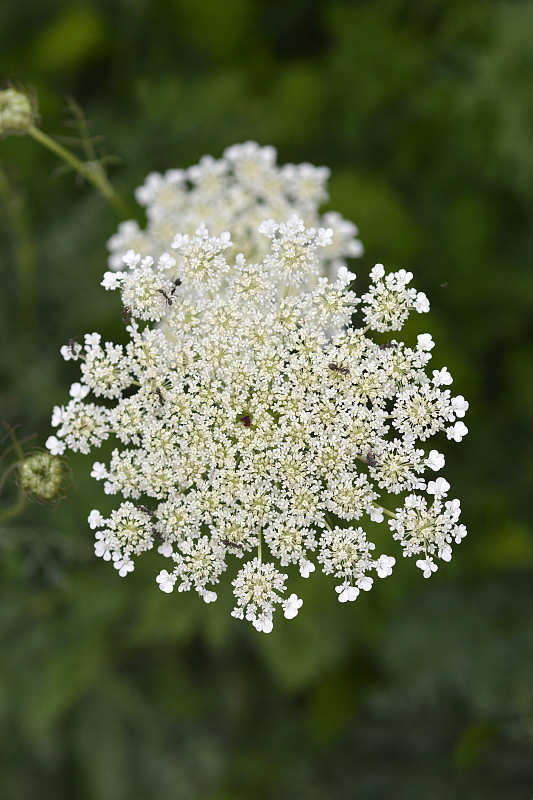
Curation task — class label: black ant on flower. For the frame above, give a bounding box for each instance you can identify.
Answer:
[158,277,182,306]
[328,362,350,376]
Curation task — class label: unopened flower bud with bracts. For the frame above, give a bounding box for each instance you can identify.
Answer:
[17,450,70,506]
[0,86,38,138]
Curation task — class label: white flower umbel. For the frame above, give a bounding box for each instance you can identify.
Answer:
[106,142,363,281]
[50,209,468,632]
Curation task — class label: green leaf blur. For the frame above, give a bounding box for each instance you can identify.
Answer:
[1,1,532,798]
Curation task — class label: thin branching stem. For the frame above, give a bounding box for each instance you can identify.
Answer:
[0,424,26,524]
[28,125,134,218]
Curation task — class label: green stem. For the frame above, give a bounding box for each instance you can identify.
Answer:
[0,461,19,496]
[28,125,134,218]
[0,425,26,525]
[3,424,24,464]
[0,493,26,524]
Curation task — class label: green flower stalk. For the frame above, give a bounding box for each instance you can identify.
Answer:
[0,85,132,218]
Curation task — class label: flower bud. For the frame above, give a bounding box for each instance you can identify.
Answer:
[17,451,68,504]
[0,87,38,138]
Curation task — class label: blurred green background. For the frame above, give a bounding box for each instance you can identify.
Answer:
[1,1,533,798]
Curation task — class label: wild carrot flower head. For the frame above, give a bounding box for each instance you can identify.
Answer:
[49,153,468,633]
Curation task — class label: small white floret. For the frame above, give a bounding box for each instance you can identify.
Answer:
[453,525,467,543]
[90,462,108,480]
[375,555,395,578]
[60,343,82,361]
[114,557,134,577]
[283,593,303,619]
[427,477,450,498]
[158,253,176,269]
[316,227,334,247]
[451,395,469,418]
[416,557,438,578]
[370,263,385,281]
[432,367,453,386]
[94,538,112,560]
[414,291,430,312]
[369,506,384,523]
[157,541,174,557]
[69,382,90,400]
[88,509,104,529]
[84,332,101,348]
[438,543,453,562]
[426,450,445,471]
[122,250,141,269]
[417,333,435,351]
[447,421,468,442]
[45,435,65,456]
[51,406,63,427]
[253,616,274,633]
[101,271,123,290]
[156,569,176,593]
[299,560,316,578]
[336,584,360,602]
[336,265,356,284]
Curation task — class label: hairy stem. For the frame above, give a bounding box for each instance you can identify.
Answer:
[28,125,133,218]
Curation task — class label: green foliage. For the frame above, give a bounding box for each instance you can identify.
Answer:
[1,0,533,797]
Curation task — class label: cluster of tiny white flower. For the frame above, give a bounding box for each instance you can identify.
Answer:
[47,148,468,633]
[106,141,363,280]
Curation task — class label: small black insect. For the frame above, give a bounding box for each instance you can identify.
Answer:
[240,415,251,427]
[328,362,350,375]
[121,305,131,324]
[379,342,398,350]
[68,338,79,357]
[365,451,379,468]
[136,504,154,516]
[151,525,164,543]
[158,278,182,307]
[155,387,164,406]
[222,538,243,551]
